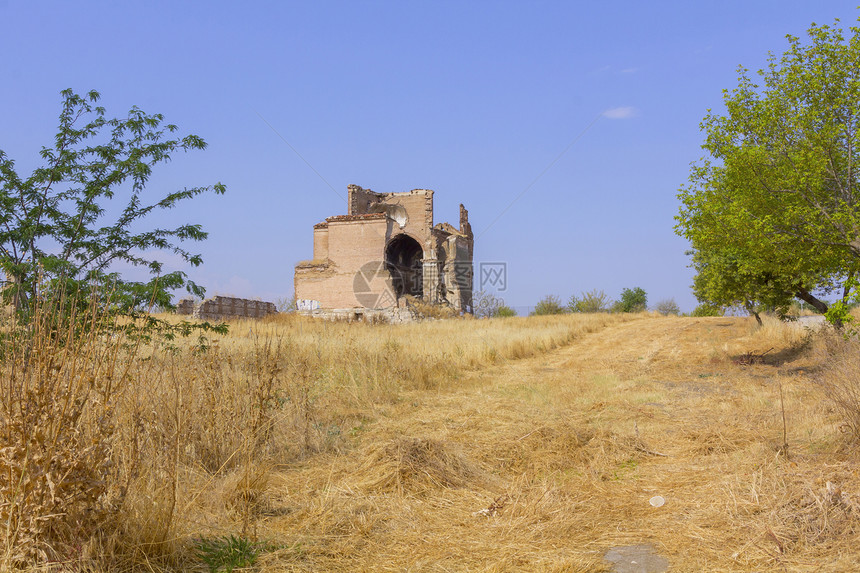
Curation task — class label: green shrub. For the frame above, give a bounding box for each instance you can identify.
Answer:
[612,287,647,313]
[691,303,723,317]
[497,305,517,317]
[532,295,566,316]
[568,289,612,313]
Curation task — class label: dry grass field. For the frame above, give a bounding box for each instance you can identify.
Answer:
[3,307,860,572]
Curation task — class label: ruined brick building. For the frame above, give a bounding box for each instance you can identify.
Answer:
[295,185,473,316]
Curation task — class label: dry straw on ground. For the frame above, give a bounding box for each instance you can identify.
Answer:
[3,307,860,572]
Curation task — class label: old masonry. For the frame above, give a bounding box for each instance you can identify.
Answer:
[294,185,473,319]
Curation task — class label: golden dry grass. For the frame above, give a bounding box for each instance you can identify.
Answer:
[4,309,860,572]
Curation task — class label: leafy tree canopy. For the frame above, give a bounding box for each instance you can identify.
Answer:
[0,89,225,313]
[689,246,797,325]
[676,20,860,324]
[613,287,647,313]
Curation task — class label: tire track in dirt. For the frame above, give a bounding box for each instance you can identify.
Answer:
[373,316,756,459]
[265,315,812,572]
[456,315,754,395]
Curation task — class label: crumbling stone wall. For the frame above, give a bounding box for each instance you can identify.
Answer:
[176,298,195,315]
[175,296,277,320]
[303,306,415,324]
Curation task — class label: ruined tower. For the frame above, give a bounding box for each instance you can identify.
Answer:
[294,185,473,315]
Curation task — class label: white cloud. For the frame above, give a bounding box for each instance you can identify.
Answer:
[603,106,637,120]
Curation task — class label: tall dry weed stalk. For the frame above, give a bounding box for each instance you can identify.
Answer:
[818,335,860,440]
[1,302,624,570]
[0,291,132,566]
[749,315,811,349]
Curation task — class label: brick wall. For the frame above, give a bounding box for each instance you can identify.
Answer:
[296,217,391,308]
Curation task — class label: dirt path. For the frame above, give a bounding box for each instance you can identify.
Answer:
[262,316,852,572]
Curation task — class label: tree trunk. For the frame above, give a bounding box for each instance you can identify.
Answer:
[4,273,29,312]
[795,286,829,313]
[744,300,763,326]
[796,285,839,328]
[842,271,854,305]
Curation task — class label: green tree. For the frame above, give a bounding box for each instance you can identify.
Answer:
[689,247,797,325]
[676,20,860,326]
[532,294,566,315]
[568,288,611,313]
[0,89,225,313]
[613,287,647,313]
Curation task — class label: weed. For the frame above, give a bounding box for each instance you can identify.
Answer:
[612,457,639,480]
[194,535,260,573]
[818,335,860,440]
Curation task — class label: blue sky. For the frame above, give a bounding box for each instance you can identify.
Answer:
[2,1,859,312]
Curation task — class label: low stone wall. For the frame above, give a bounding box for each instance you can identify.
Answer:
[176,296,278,320]
[299,307,415,324]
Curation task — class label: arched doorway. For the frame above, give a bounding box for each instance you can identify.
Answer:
[385,234,423,299]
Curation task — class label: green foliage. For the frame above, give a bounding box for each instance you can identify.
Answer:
[612,287,647,313]
[1,281,228,355]
[194,535,261,573]
[690,303,724,317]
[826,301,856,332]
[825,276,860,337]
[568,288,611,313]
[689,248,793,321]
[0,89,226,316]
[654,298,681,316]
[496,305,517,317]
[676,20,860,326]
[531,294,566,316]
